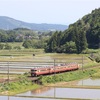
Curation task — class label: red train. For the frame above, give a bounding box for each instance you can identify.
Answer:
[31,63,79,77]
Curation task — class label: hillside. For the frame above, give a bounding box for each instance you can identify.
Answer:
[63,8,100,49]
[0,16,67,31]
[45,8,100,53]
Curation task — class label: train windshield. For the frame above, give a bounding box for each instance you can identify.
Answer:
[31,69,37,72]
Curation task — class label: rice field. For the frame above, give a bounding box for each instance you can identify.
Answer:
[0,49,97,77]
[0,49,95,64]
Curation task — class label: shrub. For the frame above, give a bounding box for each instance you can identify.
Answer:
[4,43,12,50]
[95,56,100,63]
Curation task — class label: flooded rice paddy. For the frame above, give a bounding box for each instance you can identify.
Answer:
[17,87,100,100]
[78,78,100,86]
[15,78,100,100]
[0,78,100,100]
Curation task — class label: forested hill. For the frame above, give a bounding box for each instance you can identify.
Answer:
[45,8,100,53]
[0,16,67,31]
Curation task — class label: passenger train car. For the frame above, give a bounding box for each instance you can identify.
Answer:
[31,63,79,77]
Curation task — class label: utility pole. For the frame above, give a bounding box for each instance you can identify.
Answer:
[82,55,84,72]
[54,59,56,98]
[8,61,9,84]
[54,59,56,78]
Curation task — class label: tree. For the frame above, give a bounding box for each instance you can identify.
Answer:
[80,31,88,51]
[45,31,63,52]
[0,32,8,42]
[22,40,32,48]
[63,41,76,53]
[75,29,88,53]
[0,43,4,49]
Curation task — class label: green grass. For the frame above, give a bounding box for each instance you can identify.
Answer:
[0,75,40,95]
[40,67,100,85]
[7,42,23,47]
[91,70,100,78]
[0,49,44,56]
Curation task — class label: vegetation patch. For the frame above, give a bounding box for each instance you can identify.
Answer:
[0,75,40,95]
[40,68,99,85]
[91,70,100,78]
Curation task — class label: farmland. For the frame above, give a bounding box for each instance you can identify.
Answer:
[0,48,99,83]
[0,48,100,95]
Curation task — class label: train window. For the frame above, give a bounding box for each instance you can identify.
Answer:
[40,70,47,71]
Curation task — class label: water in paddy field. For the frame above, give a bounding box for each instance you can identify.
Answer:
[78,78,100,86]
[17,78,100,99]
[1,87,100,100]
[0,96,56,100]
[1,78,100,100]
[16,86,100,100]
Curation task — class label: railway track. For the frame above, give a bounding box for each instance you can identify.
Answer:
[0,61,99,83]
[0,61,99,75]
[0,65,100,84]
[79,64,100,71]
[29,64,100,81]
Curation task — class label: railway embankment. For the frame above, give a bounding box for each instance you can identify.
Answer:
[0,64,100,95]
[40,65,100,85]
[0,75,41,95]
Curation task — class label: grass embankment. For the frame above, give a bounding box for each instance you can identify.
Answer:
[91,72,100,78]
[0,75,40,95]
[40,67,100,85]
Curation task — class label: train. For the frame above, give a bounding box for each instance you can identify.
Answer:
[31,62,79,77]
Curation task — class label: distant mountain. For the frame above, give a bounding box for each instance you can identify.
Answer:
[0,16,68,31]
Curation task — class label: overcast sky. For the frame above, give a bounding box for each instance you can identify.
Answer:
[0,0,100,25]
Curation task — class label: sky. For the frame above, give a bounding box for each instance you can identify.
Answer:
[0,0,100,25]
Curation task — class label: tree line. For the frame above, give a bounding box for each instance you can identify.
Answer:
[0,28,53,49]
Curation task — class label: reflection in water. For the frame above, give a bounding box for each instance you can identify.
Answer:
[15,78,100,99]
[31,86,53,95]
[17,87,100,99]
[8,96,9,100]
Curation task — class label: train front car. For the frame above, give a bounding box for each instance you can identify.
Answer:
[31,68,37,77]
